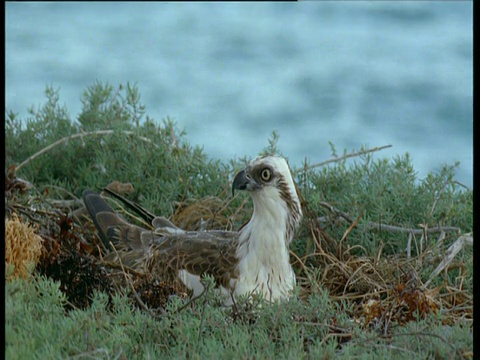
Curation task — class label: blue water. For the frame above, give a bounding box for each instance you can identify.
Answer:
[6,2,473,187]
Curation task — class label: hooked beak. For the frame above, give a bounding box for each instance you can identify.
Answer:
[232,169,260,196]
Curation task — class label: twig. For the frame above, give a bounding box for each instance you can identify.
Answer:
[101,262,146,278]
[69,348,112,359]
[341,263,370,296]
[10,204,60,220]
[196,281,212,345]
[381,331,461,359]
[173,282,211,314]
[49,199,85,208]
[319,332,353,346]
[16,129,159,172]
[406,232,413,259]
[422,235,473,290]
[290,250,323,294]
[268,304,285,342]
[40,184,79,201]
[317,201,461,234]
[430,178,451,217]
[338,210,364,260]
[296,144,392,173]
[370,343,416,355]
[452,180,470,190]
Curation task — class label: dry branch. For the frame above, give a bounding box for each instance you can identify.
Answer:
[318,201,461,234]
[16,130,158,172]
[422,234,473,290]
[296,144,392,173]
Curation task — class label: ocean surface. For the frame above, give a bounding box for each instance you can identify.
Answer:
[6,2,473,187]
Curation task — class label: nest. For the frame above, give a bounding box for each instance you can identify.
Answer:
[4,173,473,333]
[293,197,473,331]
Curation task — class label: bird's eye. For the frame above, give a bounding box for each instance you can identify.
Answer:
[261,168,272,182]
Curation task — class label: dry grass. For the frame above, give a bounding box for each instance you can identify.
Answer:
[4,172,473,334]
[293,196,473,332]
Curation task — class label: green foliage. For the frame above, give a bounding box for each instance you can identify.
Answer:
[5,82,472,358]
[6,276,472,359]
[260,129,282,157]
[336,314,471,359]
[6,82,231,216]
[295,144,472,257]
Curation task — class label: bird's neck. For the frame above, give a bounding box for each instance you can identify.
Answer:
[234,189,300,300]
[239,188,294,248]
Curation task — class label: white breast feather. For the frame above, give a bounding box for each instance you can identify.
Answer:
[234,184,296,301]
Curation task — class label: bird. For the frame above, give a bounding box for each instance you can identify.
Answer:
[82,155,302,305]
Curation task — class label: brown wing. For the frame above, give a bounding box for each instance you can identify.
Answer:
[82,190,239,289]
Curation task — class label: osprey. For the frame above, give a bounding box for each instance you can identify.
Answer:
[82,155,302,304]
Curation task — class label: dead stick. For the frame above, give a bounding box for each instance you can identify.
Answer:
[296,144,392,173]
[318,202,461,234]
[16,130,158,172]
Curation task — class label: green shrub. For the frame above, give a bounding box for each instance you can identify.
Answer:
[5,82,472,358]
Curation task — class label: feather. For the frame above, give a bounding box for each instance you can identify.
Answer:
[82,155,302,304]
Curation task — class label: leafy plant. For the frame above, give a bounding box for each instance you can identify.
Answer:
[5,82,472,359]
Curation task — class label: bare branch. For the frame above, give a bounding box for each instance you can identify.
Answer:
[296,144,392,173]
[317,201,461,235]
[16,130,158,172]
[422,234,473,289]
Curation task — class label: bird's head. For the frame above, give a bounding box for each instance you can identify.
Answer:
[232,155,302,234]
